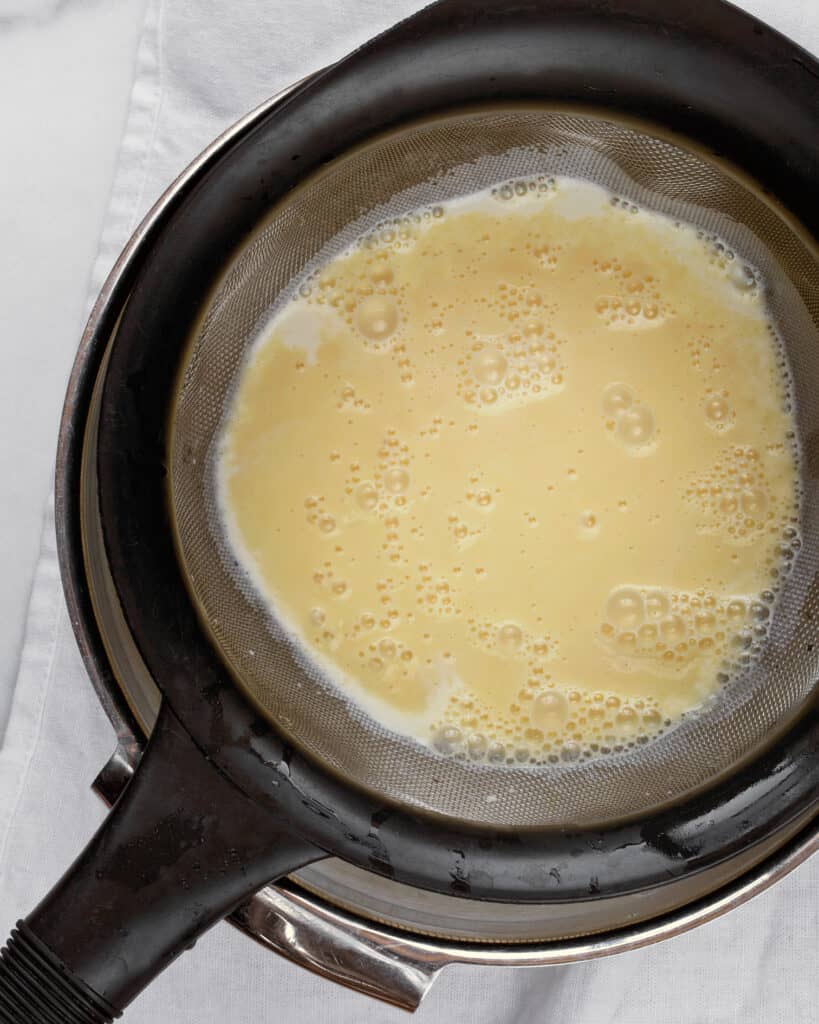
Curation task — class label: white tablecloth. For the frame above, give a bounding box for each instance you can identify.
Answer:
[2,2,818,1021]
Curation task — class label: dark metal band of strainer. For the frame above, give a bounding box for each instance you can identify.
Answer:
[97,0,819,894]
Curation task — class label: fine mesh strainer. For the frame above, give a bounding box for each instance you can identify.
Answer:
[2,2,818,1022]
[174,107,819,830]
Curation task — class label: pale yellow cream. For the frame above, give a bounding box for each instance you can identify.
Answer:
[218,177,800,763]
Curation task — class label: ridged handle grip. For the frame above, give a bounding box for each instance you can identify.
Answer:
[0,923,119,1023]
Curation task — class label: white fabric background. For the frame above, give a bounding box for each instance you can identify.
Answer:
[1,2,818,1021]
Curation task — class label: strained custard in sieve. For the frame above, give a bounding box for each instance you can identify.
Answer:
[216,176,800,767]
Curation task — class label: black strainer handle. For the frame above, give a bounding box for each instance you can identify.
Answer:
[0,701,325,1022]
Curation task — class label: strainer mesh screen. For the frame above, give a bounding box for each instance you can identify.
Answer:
[172,109,819,828]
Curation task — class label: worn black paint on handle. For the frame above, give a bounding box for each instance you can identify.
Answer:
[19,702,325,1011]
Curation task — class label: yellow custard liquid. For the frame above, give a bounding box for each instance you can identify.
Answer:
[218,177,799,762]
